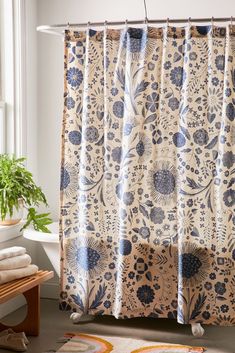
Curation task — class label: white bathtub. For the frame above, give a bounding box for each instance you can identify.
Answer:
[23,222,60,276]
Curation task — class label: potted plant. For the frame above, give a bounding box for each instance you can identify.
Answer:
[0,154,52,232]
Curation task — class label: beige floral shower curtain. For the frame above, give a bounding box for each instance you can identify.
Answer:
[60,25,235,325]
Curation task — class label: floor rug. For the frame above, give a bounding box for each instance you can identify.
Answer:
[56,333,205,353]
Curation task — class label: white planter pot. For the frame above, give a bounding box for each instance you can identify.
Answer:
[0,199,24,226]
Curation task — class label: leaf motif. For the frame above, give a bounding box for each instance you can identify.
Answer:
[95,135,104,146]
[144,114,157,124]
[145,271,152,281]
[116,68,125,88]
[71,294,84,312]
[80,176,94,185]
[86,221,95,231]
[207,193,213,212]
[216,296,227,301]
[174,52,181,62]
[134,80,149,98]
[205,136,218,149]
[90,284,107,310]
[165,92,173,99]
[191,227,199,237]
[145,200,153,207]
[186,177,202,190]
[180,125,191,140]
[190,292,207,320]
[139,204,149,218]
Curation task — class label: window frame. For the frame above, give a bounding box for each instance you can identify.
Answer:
[0,0,26,156]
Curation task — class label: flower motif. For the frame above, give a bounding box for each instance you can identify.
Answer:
[137,285,155,304]
[223,189,235,207]
[111,147,123,163]
[215,282,226,295]
[60,163,78,199]
[145,92,159,112]
[226,103,235,121]
[84,126,99,143]
[172,132,186,147]
[65,96,75,110]
[202,87,223,114]
[139,226,150,239]
[136,134,152,161]
[66,237,108,279]
[66,67,83,88]
[150,207,165,224]
[122,192,134,206]
[134,258,148,274]
[168,97,179,111]
[215,55,225,71]
[222,151,235,169]
[72,41,85,59]
[148,160,178,205]
[119,239,132,255]
[113,101,124,118]
[170,67,186,87]
[193,128,209,146]
[90,88,104,112]
[176,242,210,287]
[68,130,82,145]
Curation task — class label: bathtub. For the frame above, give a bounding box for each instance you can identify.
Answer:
[23,222,60,277]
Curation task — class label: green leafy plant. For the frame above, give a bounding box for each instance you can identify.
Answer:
[0,154,52,232]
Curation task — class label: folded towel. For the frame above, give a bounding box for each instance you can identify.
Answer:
[0,247,26,261]
[0,254,32,270]
[0,264,38,285]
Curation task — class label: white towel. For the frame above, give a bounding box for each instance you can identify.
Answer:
[0,254,32,270]
[0,247,26,261]
[0,264,38,285]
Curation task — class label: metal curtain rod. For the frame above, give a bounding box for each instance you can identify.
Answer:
[37,17,234,36]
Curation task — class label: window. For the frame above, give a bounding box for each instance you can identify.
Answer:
[0,0,26,155]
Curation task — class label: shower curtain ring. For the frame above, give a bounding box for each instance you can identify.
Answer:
[87,21,91,31]
[144,16,148,25]
[188,17,191,27]
[231,16,233,26]
[67,22,70,29]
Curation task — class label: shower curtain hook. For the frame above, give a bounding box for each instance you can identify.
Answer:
[211,16,214,28]
[104,20,108,31]
[188,17,191,27]
[87,21,90,34]
[67,22,70,29]
[231,16,233,26]
[166,17,170,29]
[125,19,128,31]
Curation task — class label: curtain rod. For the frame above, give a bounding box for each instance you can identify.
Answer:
[37,17,234,37]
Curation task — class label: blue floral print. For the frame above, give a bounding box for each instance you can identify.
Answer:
[60,26,235,326]
[66,67,83,88]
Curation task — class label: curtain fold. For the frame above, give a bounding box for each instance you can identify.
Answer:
[60,25,235,325]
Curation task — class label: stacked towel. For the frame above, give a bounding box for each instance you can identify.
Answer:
[0,246,38,285]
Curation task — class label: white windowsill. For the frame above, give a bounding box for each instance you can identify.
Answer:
[0,220,24,243]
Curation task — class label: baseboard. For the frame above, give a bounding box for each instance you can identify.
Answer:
[41,281,59,299]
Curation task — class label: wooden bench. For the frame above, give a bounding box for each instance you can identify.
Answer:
[0,270,54,336]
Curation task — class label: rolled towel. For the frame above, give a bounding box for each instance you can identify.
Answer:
[0,264,38,285]
[0,254,32,270]
[0,247,26,261]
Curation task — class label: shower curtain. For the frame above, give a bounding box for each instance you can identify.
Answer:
[60,25,235,325]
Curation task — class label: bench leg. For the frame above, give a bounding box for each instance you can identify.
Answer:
[0,285,40,336]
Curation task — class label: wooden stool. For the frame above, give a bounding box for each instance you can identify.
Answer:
[0,270,54,336]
